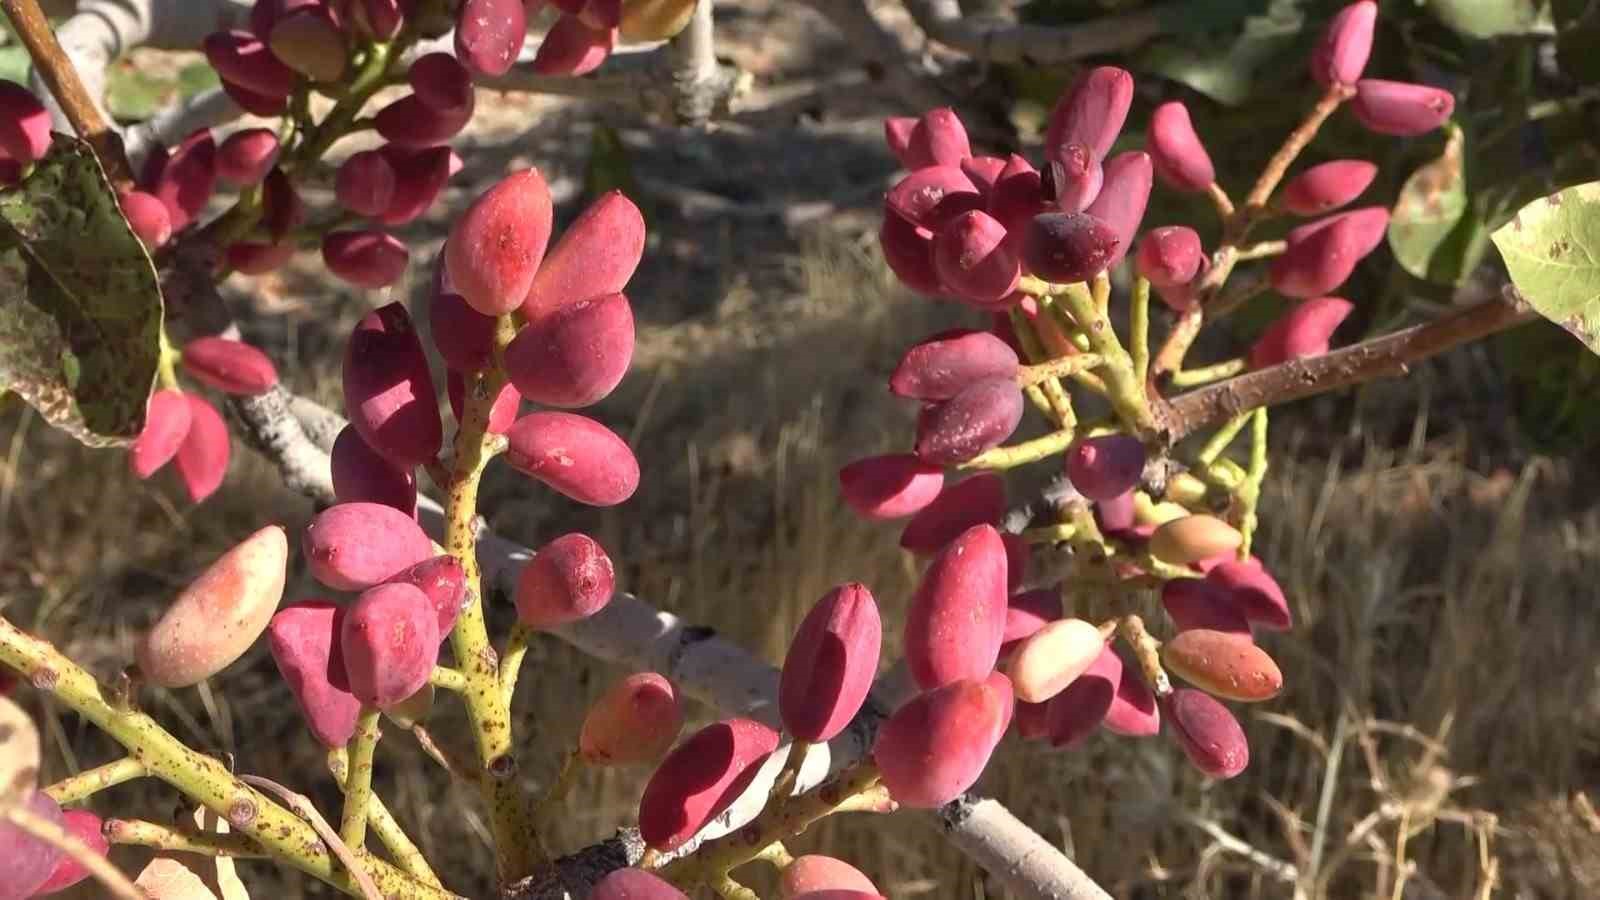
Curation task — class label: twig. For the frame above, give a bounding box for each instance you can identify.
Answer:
[339,709,382,849]
[239,773,383,900]
[429,666,470,693]
[1,0,132,183]
[106,817,268,857]
[1158,294,1532,444]
[6,801,143,899]
[328,748,445,888]
[43,756,147,804]
[1179,810,1299,883]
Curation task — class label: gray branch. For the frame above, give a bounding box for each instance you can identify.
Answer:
[899,0,1183,64]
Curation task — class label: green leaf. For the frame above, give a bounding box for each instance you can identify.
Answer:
[1490,181,1600,355]
[1388,124,1483,285]
[0,136,164,446]
[1134,0,1307,106]
[1426,0,1554,38]
[104,59,221,122]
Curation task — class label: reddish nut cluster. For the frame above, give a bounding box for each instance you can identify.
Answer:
[841,1,1440,789]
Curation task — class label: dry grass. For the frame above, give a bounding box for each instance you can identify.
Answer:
[4,231,1600,900]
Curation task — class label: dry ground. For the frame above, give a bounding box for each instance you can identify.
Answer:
[5,2,1600,897]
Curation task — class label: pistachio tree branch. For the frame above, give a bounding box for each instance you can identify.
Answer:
[1159,293,1533,444]
[897,0,1228,63]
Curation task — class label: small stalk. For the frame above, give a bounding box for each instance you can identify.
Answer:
[339,708,382,848]
[156,330,181,391]
[44,756,147,804]
[1054,282,1157,437]
[766,739,811,806]
[328,748,443,888]
[0,618,453,897]
[1130,277,1151,387]
[1235,239,1287,260]
[499,621,536,709]
[1008,307,1075,426]
[1017,353,1105,386]
[961,428,1077,471]
[427,666,469,693]
[105,818,267,857]
[756,841,796,869]
[1118,614,1171,698]
[1195,411,1253,467]
[1206,181,1236,220]
[1170,358,1248,389]
[1238,408,1270,555]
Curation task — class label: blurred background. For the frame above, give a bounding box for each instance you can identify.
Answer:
[3,0,1600,896]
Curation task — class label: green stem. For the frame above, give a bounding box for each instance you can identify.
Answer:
[1195,411,1253,467]
[1053,282,1157,437]
[757,841,796,869]
[1170,358,1247,388]
[44,756,147,804]
[1131,277,1151,387]
[156,329,181,390]
[1017,353,1105,386]
[961,428,1076,470]
[290,39,398,169]
[105,817,267,857]
[1238,408,1269,555]
[428,665,469,693]
[339,708,381,848]
[498,622,536,709]
[0,618,452,898]
[328,749,443,888]
[1008,307,1073,427]
[445,315,542,880]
